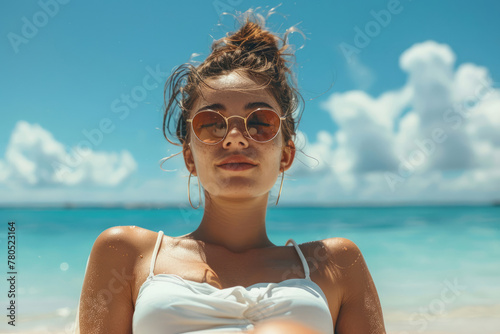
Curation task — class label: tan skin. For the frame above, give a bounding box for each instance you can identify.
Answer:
[78,72,386,334]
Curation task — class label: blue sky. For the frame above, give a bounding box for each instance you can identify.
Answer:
[1,0,499,206]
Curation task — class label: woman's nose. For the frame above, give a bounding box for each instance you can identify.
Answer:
[223,120,249,148]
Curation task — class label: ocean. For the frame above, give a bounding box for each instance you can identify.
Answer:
[0,205,499,334]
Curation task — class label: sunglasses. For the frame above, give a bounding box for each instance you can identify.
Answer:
[186,108,286,145]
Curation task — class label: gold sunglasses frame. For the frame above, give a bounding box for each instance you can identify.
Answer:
[186,108,286,145]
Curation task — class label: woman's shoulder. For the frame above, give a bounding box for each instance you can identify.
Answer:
[323,237,364,266]
[90,226,166,263]
[304,237,365,273]
[314,238,385,333]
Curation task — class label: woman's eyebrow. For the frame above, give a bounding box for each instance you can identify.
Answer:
[196,103,225,113]
[196,102,275,113]
[244,102,274,110]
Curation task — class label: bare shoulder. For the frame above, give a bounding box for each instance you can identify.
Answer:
[89,226,164,270]
[79,226,167,332]
[93,226,157,250]
[314,238,386,333]
[83,226,165,298]
[307,237,371,290]
[321,237,365,270]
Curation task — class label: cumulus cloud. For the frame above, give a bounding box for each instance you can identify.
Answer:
[288,40,500,203]
[291,130,335,175]
[0,121,137,187]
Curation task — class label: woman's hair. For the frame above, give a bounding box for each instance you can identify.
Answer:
[162,11,303,149]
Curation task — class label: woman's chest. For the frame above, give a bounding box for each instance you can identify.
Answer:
[132,238,342,325]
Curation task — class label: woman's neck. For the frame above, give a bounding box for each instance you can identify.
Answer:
[186,194,275,253]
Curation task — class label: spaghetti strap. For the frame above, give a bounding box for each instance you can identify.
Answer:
[286,239,310,280]
[148,231,164,278]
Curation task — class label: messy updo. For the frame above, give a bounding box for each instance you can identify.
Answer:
[162,11,303,149]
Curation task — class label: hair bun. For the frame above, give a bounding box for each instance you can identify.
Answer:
[223,21,280,55]
[207,19,289,77]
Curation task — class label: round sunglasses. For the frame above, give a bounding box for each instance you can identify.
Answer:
[186,108,286,145]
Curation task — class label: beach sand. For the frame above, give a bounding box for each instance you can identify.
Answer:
[384,305,500,334]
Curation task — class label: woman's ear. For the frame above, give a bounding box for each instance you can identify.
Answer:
[280,139,296,172]
[183,143,197,176]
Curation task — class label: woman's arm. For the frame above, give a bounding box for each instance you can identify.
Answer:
[78,226,137,334]
[326,238,386,334]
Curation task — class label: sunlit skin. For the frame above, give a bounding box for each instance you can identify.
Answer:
[180,71,295,252]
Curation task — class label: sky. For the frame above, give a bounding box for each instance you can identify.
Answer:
[1,0,499,206]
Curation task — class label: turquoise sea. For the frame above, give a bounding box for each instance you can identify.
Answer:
[0,205,499,334]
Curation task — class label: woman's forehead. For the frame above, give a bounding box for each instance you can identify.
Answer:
[193,73,279,111]
[204,71,266,89]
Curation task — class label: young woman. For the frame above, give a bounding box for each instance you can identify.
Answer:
[76,13,386,334]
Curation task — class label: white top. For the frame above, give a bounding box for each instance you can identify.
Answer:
[132,231,334,333]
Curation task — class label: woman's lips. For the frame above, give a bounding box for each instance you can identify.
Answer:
[218,163,256,171]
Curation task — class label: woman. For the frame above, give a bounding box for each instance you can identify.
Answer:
[77,13,386,334]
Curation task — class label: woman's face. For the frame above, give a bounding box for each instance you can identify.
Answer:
[183,71,295,202]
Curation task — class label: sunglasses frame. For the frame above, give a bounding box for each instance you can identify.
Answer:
[186,108,286,145]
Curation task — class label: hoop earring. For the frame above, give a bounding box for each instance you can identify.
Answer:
[188,172,201,209]
[275,170,285,206]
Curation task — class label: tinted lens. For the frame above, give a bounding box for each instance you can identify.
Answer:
[247,109,281,142]
[192,111,227,143]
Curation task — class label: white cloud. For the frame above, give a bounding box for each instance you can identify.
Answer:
[0,121,137,188]
[400,41,456,73]
[320,86,413,174]
[290,130,335,176]
[453,63,492,101]
[290,40,500,203]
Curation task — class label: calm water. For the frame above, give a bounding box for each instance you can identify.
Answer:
[0,205,499,333]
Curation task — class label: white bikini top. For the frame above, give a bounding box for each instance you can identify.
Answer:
[132,231,333,334]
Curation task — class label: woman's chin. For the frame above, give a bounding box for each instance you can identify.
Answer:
[206,191,269,203]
